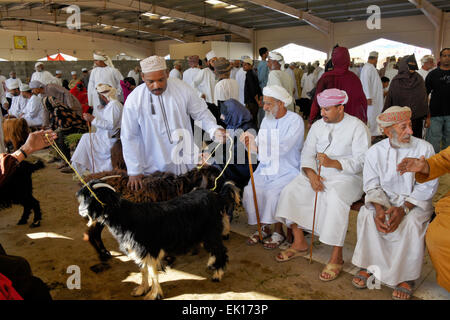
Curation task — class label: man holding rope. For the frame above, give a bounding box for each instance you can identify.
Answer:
[275,89,370,282]
[121,55,226,191]
[240,85,304,249]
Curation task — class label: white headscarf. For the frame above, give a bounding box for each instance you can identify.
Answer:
[268,51,285,70]
[93,51,114,68]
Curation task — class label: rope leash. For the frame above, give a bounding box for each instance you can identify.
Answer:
[197,135,234,192]
[45,133,105,207]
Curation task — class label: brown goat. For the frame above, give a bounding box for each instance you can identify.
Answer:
[110,139,126,171]
[3,117,30,152]
[82,165,223,265]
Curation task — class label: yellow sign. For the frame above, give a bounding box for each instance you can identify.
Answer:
[14,36,27,50]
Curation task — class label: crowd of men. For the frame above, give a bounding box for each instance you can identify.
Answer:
[0,46,449,300]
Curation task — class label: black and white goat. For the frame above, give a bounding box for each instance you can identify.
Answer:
[0,160,44,227]
[76,179,240,300]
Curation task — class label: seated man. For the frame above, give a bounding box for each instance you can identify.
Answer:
[69,84,123,174]
[275,89,370,283]
[20,84,45,128]
[351,106,438,300]
[4,79,27,118]
[397,147,450,292]
[240,85,304,249]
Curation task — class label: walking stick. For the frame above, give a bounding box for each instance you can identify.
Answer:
[88,121,95,173]
[310,164,321,264]
[246,137,263,242]
[310,131,332,264]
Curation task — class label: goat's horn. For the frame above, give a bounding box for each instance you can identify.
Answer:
[92,183,116,192]
[100,175,122,181]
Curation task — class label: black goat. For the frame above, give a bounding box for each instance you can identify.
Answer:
[0,160,44,228]
[76,180,240,300]
[83,166,222,263]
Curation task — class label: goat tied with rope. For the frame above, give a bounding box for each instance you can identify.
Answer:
[82,165,223,264]
[76,179,240,300]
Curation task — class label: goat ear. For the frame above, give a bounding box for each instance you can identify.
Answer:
[92,183,116,192]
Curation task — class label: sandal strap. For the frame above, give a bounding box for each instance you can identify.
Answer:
[322,263,344,276]
[395,285,413,295]
[264,231,284,244]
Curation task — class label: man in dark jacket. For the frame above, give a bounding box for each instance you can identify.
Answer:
[243,58,262,129]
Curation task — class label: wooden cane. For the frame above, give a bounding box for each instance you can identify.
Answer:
[310,164,322,264]
[88,121,95,173]
[246,137,263,242]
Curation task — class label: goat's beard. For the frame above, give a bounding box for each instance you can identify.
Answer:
[390,130,412,149]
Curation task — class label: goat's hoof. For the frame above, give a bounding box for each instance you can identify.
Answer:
[144,292,163,300]
[222,234,230,240]
[99,250,112,262]
[17,219,28,225]
[212,277,220,283]
[29,220,41,228]
[131,285,149,297]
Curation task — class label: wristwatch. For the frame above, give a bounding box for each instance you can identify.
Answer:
[402,204,410,215]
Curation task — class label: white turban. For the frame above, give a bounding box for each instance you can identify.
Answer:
[5,78,20,90]
[421,55,435,64]
[263,85,292,106]
[93,51,114,68]
[96,83,118,101]
[29,80,45,89]
[268,51,284,64]
[82,68,88,72]
[140,56,167,73]
[206,50,217,61]
[35,62,44,69]
[55,70,62,75]
[369,51,379,58]
[71,71,77,75]
[376,106,412,128]
[19,84,30,92]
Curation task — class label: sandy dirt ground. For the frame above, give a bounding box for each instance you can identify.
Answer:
[0,150,447,300]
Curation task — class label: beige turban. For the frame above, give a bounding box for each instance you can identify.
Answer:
[243,58,253,65]
[96,83,118,101]
[376,106,412,128]
[263,85,292,106]
[140,56,167,73]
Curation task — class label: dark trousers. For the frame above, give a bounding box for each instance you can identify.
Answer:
[245,102,259,128]
[412,117,425,139]
[299,98,312,119]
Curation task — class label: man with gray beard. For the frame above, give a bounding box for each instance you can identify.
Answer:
[240,85,304,249]
[351,106,438,300]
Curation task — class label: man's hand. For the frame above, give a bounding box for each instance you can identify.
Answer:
[397,156,429,175]
[127,175,144,191]
[201,94,206,100]
[374,206,389,233]
[83,113,95,123]
[239,131,257,153]
[3,102,9,110]
[213,128,227,144]
[367,99,373,106]
[317,153,342,170]
[385,206,405,233]
[304,168,325,192]
[21,129,57,155]
[198,152,211,166]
